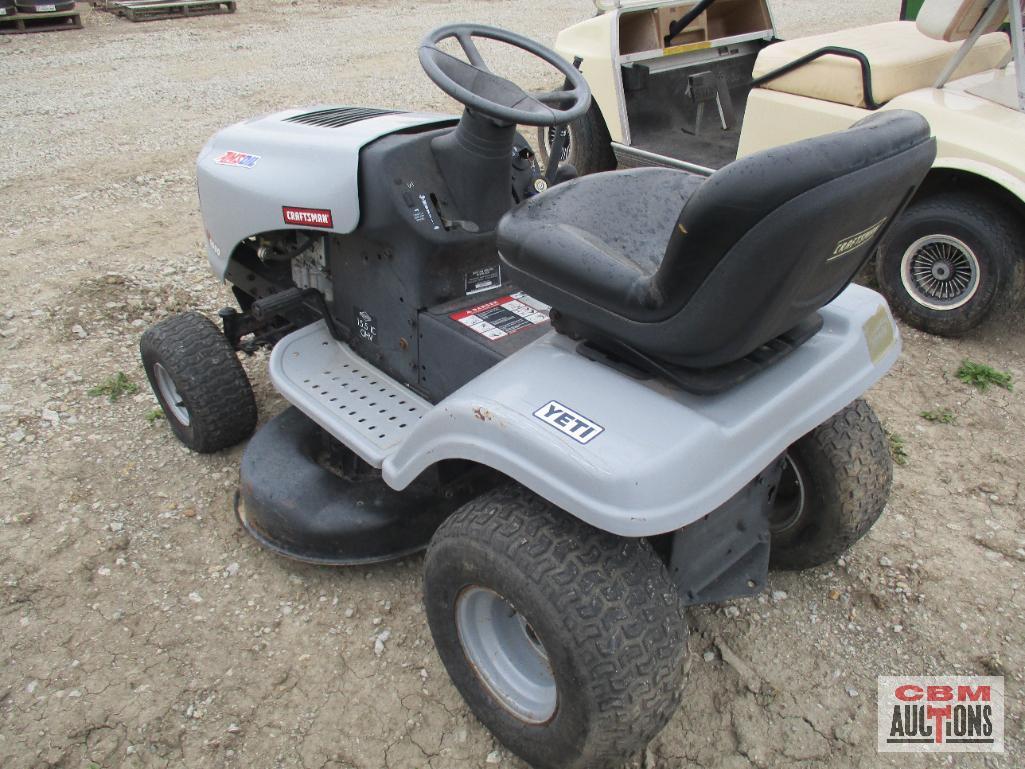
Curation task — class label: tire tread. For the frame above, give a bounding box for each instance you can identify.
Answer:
[140,311,257,453]
[427,485,687,769]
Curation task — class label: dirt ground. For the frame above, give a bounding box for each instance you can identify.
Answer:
[1,1,1023,767]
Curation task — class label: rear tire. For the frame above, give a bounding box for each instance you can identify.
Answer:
[769,399,891,571]
[140,312,257,453]
[423,484,688,769]
[537,103,617,177]
[875,192,1022,336]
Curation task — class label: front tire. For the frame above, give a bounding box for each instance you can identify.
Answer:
[140,312,257,453]
[876,192,1022,336]
[537,103,617,177]
[424,485,687,769]
[769,399,891,571]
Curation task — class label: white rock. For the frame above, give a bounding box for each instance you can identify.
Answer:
[846,687,860,698]
[26,680,38,694]
[41,408,59,425]
[724,606,740,618]
[97,567,111,576]
[71,324,87,338]
[9,429,25,444]
[344,608,354,618]
[109,521,123,532]
[188,591,203,603]
[486,751,501,764]
[702,650,716,662]
[224,562,240,577]
[771,590,788,602]
[879,556,893,567]
[373,630,391,657]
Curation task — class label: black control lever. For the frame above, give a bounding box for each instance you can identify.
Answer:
[251,287,350,342]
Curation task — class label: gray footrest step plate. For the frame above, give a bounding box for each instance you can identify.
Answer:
[268,321,430,467]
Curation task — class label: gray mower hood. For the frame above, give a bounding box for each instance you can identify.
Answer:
[196,107,456,277]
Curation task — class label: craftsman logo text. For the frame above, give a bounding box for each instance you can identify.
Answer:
[282,206,334,228]
[877,676,1003,753]
[215,151,260,169]
[533,401,603,445]
[830,218,886,260]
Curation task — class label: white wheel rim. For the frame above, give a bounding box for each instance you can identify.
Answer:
[899,234,980,311]
[455,586,557,724]
[770,453,806,535]
[153,362,190,426]
[544,125,571,164]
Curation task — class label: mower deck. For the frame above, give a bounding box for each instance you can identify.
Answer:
[237,406,493,564]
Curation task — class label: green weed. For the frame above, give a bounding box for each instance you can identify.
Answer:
[887,431,909,466]
[920,408,956,425]
[87,372,139,402]
[956,360,1013,392]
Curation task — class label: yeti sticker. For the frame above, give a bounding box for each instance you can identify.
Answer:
[533,401,604,445]
[829,218,887,261]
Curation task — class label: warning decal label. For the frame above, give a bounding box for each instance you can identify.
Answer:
[449,292,550,340]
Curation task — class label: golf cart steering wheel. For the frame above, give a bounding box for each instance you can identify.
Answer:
[419,24,591,127]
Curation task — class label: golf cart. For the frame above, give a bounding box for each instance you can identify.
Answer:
[547,0,1025,336]
[141,22,932,769]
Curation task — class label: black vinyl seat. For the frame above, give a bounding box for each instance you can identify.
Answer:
[498,111,936,373]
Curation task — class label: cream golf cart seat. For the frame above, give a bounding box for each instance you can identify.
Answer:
[751,0,1011,109]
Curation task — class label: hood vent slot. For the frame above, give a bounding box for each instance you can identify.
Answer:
[284,107,402,128]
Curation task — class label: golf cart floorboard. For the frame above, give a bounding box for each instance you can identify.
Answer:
[0,8,81,33]
[268,321,431,468]
[91,0,234,21]
[618,126,742,172]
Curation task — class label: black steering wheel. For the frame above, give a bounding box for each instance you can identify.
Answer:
[419,23,591,127]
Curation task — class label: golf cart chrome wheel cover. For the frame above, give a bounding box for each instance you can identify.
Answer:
[153,362,190,426]
[455,586,558,723]
[769,453,805,535]
[545,125,571,163]
[899,234,980,311]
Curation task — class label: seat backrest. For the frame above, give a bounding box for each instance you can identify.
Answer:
[652,111,935,364]
[917,0,1007,41]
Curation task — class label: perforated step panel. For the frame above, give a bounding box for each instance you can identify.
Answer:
[268,322,430,467]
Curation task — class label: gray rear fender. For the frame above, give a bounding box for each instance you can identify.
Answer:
[382,284,900,537]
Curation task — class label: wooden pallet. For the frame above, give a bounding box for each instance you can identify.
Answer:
[0,8,82,33]
[92,0,234,21]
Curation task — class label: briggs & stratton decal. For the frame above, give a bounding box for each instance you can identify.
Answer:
[215,151,261,169]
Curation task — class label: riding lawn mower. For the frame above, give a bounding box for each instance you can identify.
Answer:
[141,23,934,769]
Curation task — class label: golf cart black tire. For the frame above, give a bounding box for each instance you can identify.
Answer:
[770,399,891,571]
[423,484,688,769]
[875,191,1022,337]
[140,312,257,454]
[537,103,617,177]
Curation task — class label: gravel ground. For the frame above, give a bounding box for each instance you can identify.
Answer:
[2,1,1024,768]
